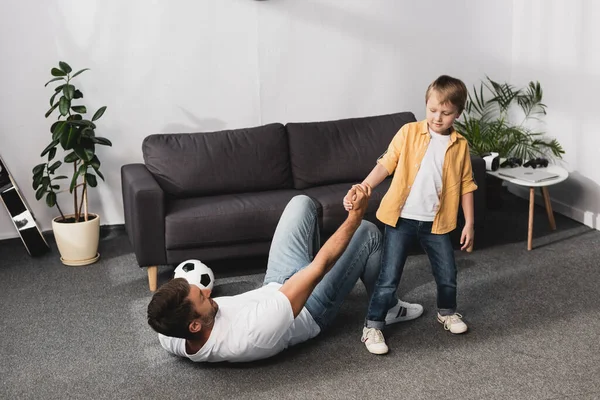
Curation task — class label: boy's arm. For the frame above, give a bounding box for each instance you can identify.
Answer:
[459,146,477,251]
[362,163,390,189]
[280,184,371,317]
[344,127,405,209]
[460,191,475,252]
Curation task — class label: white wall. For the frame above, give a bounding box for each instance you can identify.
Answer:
[0,0,515,240]
[508,0,600,229]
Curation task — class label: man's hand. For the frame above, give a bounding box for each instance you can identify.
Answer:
[347,183,371,217]
[343,183,371,211]
[460,224,474,251]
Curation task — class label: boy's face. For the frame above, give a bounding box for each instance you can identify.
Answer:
[426,90,461,135]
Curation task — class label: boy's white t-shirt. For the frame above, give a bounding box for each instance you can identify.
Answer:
[158,282,321,363]
[400,128,451,222]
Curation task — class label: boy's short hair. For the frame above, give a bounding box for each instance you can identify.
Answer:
[425,75,468,114]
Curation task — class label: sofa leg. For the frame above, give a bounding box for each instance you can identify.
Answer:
[147,266,158,292]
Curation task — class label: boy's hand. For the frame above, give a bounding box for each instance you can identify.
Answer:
[343,191,355,211]
[460,224,474,251]
[347,184,371,217]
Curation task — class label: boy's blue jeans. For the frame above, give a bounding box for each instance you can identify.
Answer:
[365,218,457,330]
[263,195,383,331]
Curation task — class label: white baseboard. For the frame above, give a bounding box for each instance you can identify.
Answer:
[508,185,599,230]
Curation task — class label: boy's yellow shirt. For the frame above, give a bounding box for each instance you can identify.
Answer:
[376,120,478,234]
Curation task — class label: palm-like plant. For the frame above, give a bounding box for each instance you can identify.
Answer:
[455,77,564,161]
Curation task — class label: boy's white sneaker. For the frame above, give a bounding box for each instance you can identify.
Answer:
[437,313,468,334]
[361,327,389,355]
[385,299,424,325]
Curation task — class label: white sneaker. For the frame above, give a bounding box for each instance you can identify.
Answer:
[361,327,389,355]
[437,313,468,334]
[385,299,424,325]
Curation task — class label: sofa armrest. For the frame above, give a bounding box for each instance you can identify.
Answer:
[121,164,167,267]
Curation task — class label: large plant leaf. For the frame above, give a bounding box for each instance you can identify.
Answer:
[67,114,83,121]
[64,151,79,163]
[36,187,46,201]
[32,163,46,175]
[92,106,107,122]
[63,84,75,100]
[73,145,93,162]
[45,77,64,87]
[45,103,59,118]
[32,174,43,190]
[48,161,62,173]
[71,68,89,79]
[51,68,66,77]
[48,147,57,162]
[92,137,112,146]
[69,169,80,193]
[95,169,105,181]
[46,192,57,207]
[86,173,98,187]
[52,121,68,141]
[59,96,70,116]
[59,61,72,74]
[40,139,59,157]
[71,105,87,114]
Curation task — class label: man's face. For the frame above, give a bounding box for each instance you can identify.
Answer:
[187,284,219,328]
[426,90,460,135]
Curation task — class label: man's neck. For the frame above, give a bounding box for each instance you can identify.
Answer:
[185,326,213,354]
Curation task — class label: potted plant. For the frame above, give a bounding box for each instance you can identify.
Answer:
[454,77,565,208]
[455,77,564,160]
[32,61,111,266]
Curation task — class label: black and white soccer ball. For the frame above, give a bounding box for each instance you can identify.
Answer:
[174,259,214,292]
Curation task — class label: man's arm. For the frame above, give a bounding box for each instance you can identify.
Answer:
[280,184,371,317]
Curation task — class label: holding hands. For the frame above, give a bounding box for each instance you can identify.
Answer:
[343,183,371,217]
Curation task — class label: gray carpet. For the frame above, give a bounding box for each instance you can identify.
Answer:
[1,192,599,400]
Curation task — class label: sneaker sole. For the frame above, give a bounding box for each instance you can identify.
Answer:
[365,345,389,355]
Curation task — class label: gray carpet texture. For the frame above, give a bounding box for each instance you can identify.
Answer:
[1,192,599,400]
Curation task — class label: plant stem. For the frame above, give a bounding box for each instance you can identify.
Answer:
[77,181,87,222]
[73,161,78,221]
[55,200,65,222]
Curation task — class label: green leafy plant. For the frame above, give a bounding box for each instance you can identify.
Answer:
[32,61,112,223]
[455,77,564,160]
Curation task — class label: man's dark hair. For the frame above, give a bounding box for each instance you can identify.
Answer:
[147,278,199,340]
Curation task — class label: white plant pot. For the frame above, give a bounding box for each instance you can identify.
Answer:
[52,213,100,266]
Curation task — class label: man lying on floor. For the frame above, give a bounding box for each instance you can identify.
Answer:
[147,186,422,362]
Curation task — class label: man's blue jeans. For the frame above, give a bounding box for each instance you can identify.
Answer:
[263,195,382,331]
[365,218,457,330]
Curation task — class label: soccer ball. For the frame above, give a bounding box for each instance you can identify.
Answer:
[174,259,214,292]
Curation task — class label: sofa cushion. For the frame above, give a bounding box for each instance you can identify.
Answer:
[143,123,293,197]
[286,112,416,189]
[303,179,392,233]
[165,190,302,250]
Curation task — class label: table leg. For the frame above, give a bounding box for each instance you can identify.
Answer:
[528,187,535,251]
[541,187,556,230]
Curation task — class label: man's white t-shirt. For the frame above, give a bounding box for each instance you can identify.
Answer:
[158,282,321,363]
[400,128,451,221]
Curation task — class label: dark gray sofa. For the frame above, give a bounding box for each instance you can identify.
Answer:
[121,112,486,290]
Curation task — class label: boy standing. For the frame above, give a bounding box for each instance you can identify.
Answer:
[344,75,478,354]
